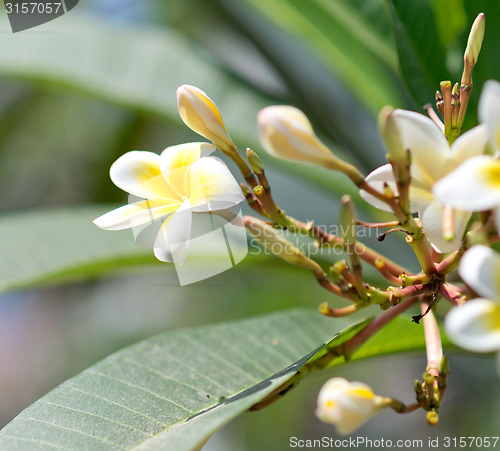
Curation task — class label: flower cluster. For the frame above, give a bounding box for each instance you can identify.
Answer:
[94,11,499,437]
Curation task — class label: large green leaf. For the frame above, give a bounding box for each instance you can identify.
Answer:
[0,206,156,293]
[243,0,404,113]
[211,0,393,170]
[0,16,265,144]
[0,309,430,450]
[388,0,450,108]
[0,15,372,201]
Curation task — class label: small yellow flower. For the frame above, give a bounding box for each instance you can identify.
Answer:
[94,142,244,264]
[177,85,236,154]
[316,377,385,435]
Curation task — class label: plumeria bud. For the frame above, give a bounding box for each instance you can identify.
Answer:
[177,85,236,154]
[464,13,485,66]
[378,106,405,162]
[245,216,324,278]
[246,148,265,175]
[258,106,363,183]
[316,378,386,435]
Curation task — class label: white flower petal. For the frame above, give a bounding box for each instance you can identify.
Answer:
[110,151,180,201]
[361,164,434,214]
[448,124,489,169]
[445,299,500,352]
[187,157,244,211]
[393,109,449,186]
[160,142,215,174]
[420,202,470,253]
[154,199,193,264]
[433,155,500,211]
[360,164,396,212]
[93,200,180,231]
[479,80,500,154]
[459,245,500,300]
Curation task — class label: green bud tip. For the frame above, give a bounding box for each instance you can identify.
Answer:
[423,372,435,384]
[246,148,265,175]
[339,195,356,243]
[240,183,252,196]
[439,355,449,375]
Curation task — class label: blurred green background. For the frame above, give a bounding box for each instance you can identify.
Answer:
[0,0,499,449]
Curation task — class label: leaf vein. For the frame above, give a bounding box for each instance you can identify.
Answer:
[69,387,167,427]
[26,418,127,449]
[94,372,194,413]
[45,402,151,437]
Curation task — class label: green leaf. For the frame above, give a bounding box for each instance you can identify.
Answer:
[388,0,450,108]
[243,0,404,113]
[0,15,373,202]
[0,309,429,450]
[0,206,156,293]
[0,16,264,147]
[429,0,467,49]
[210,0,393,170]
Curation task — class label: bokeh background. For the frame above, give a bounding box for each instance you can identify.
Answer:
[0,0,499,449]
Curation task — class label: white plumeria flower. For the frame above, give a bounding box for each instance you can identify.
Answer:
[360,110,488,253]
[94,142,244,264]
[433,81,500,224]
[316,377,385,435]
[445,245,500,355]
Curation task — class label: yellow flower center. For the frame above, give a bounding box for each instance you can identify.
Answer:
[487,304,500,330]
[350,388,375,399]
[481,160,500,188]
